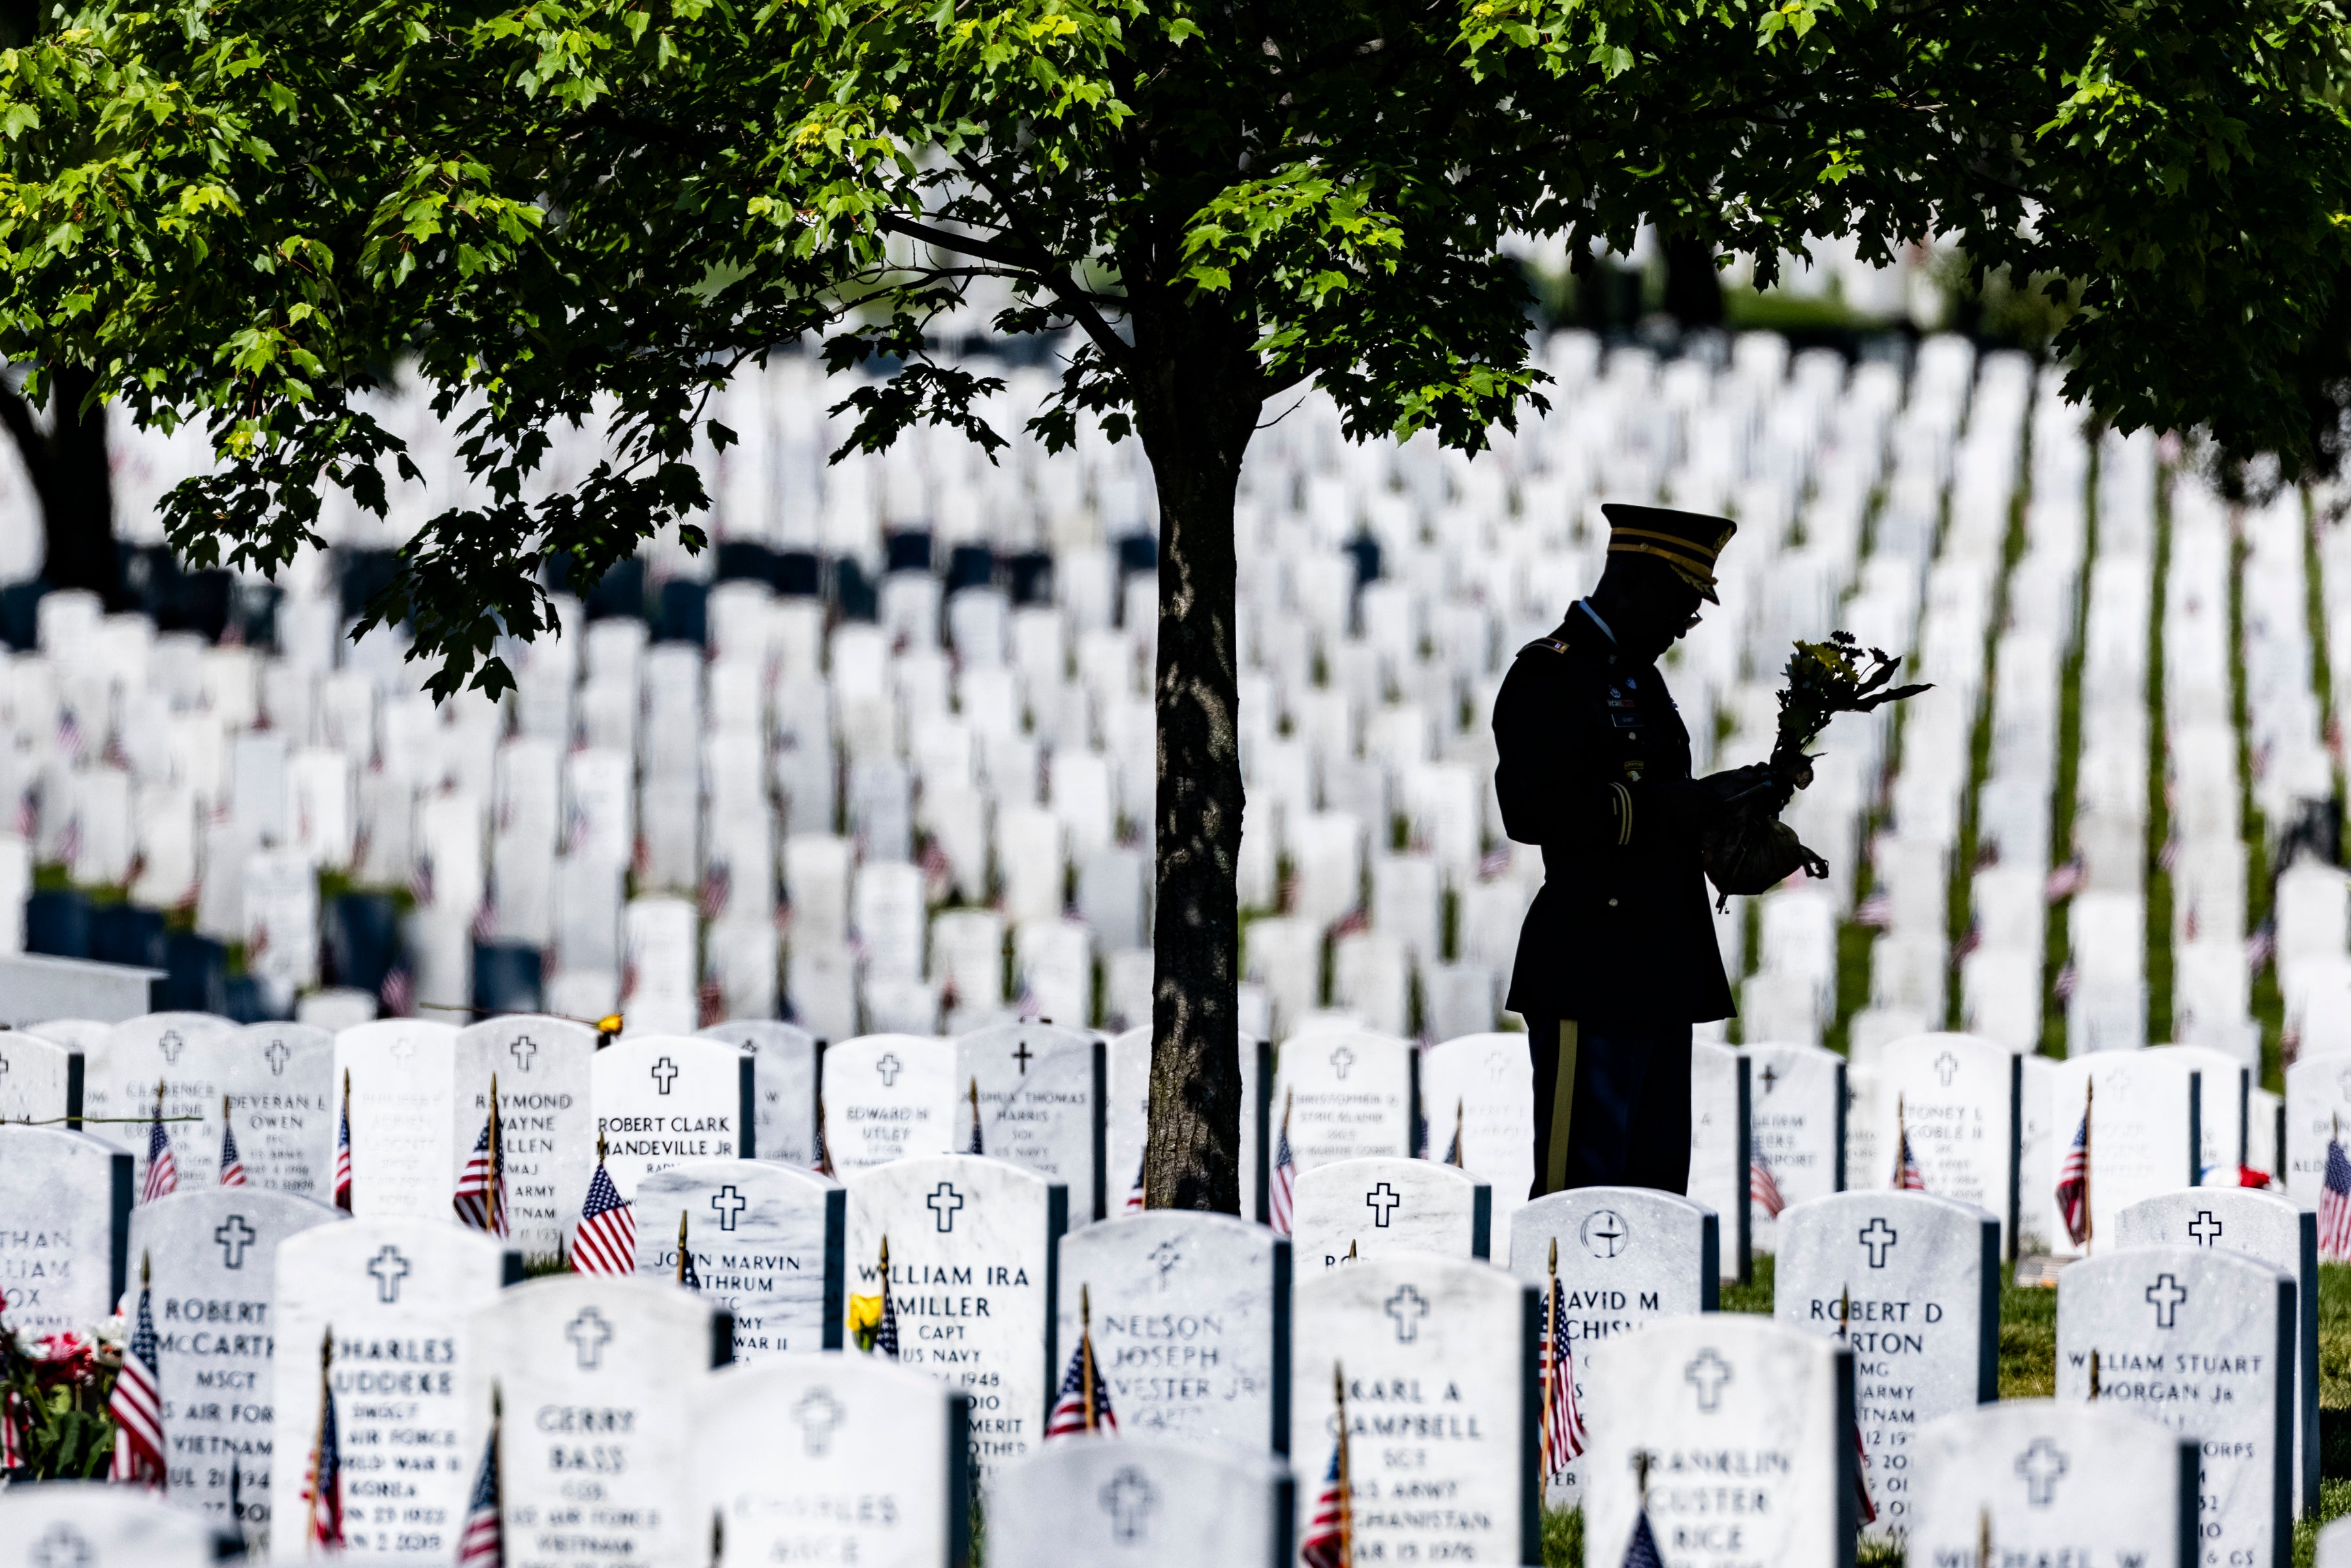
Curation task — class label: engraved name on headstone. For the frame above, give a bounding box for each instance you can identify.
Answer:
[698,1019,820,1169]
[332,1022,460,1221]
[822,1034,957,1175]
[1875,1032,2021,1256]
[1745,1043,1847,1256]
[0,1126,131,1337]
[1292,1155,1490,1269]
[1269,1031,1415,1174]
[955,1021,1106,1223]
[588,1034,753,1199]
[990,1435,1294,1568]
[633,1158,845,1360]
[1910,1400,2196,1567]
[454,1015,595,1259]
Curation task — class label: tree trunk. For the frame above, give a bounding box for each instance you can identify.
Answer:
[1133,333,1261,1214]
[0,364,117,600]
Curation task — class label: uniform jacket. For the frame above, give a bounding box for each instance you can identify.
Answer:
[1491,603,1735,1023]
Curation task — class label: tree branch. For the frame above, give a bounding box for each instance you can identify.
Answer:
[946,152,1138,370]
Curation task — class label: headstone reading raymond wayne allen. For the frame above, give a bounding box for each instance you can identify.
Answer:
[1270,1031,1415,1174]
[131,1187,343,1531]
[1743,1042,1846,1256]
[0,1125,131,1337]
[989,1434,1295,1568]
[1290,1155,1490,1269]
[0,1482,230,1568]
[632,1158,846,1360]
[464,1275,731,1568]
[1057,1211,1288,1452]
[1773,1190,2000,1541]
[955,1020,1107,1223]
[453,1014,596,1262]
[1876,1032,2021,1256]
[588,1033,754,1198]
[1910,1400,2196,1567]
[1507,1187,1720,1511]
[2056,1243,2293,1568]
[333,1021,460,1223]
[822,1034,957,1176]
[699,1018,821,1169]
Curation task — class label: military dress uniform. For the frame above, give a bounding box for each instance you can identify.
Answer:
[1494,507,1740,1197]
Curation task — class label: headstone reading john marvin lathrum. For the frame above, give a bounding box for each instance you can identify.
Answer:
[0,1482,230,1568]
[632,1157,846,1359]
[822,1034,957,1175]
[1909,1400,2196,1567]
[698,1019,821,1168]
[454,1014,596,1260]
[332,1021,460,1221]
[0,1125,130,1336]
[1269,1030,1415,1174]
[1743,1042,1846,1256]
[588,1032,754,1197]
[955,1020,1107,1223]
[1415,1032,1535,1248]
[1876,1032,2021,1256]
[1689,1040,1752,1284]
[989,1435,1295,1568]
[1290,1155,1489,1269]
[0,1028,80,1125]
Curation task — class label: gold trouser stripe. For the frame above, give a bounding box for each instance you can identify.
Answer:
[1609,782,1633,845]
[1546,1019,1578,1196]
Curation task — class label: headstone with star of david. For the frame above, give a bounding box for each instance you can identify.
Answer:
[954,1020,1108,1224]
[462,1274,731,1568]
[1874,1032,2022,1258]
[129,1187,342,1530]
[211,1022,338,1201]
[1908,1400,2195,1567]
[588,1032,754,1200]
[270,1217,520,1563]
[80,1012,234,1185]
[1507,1185,1719,1509]
[1772,1189,2000,1543]
[1107,1027,1272,1221]
[331,1019,461,1221]
[1743,1042,1846,1256]
[2038,1052,2200,1258]
[1290,1254,1536,1566]
[2278,1053,2351,1214]
[1268,1029,1415,1175]
[0,1027,81,1126]
[842,1153,1069,1478]
[1689,1040,1753,1285]
[820,1033,957,1174]
[0,1125,131,1337]
[0,1481,232,1568]
[1584,1313,1858,1568]
[2055,1243,2293,1565]
[697,1018,821,1168]
[1416,1031,1535,1249]
[688,1356,971,1568]
[632,1157,845,1360]
[989,1435,1294,1568]
[2154,1042,2252,1179]
[1055,1212,1288,1451]
[453,1014,596,1260]
[1291,1155,1490,1269]
[2115,1187,2320,1518]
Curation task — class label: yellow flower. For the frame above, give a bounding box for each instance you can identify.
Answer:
[847,1292,883,1352]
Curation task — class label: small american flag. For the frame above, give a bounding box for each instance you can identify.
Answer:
[675,1212,703,1292]
[572,1142,637,1276]
[140,1089,178,1205]
[1123,1160,1146,1214]
[1043,1287,1117,1440]
[453,1091,509,1237]
[1853,891,1893,929]
[1477,845,1512,880]
[1854,1424,1877,1523]
[2158,835,2181,872]
[1619,1510,1664,1568]
[1300,1443,1349,1568]
[108,1258,165,1488]
[2248,925,2279,974]
[1539,1251,1586,1475]
[381,965,415,1017]
[698,864,732,923]
[2322,1128,2351,1261]
[2053,963,2079,1002]
[334,1072,354,1213]
[965,1080,985,1156]
[302,1332,344,1548]
[2,1386,27,1473]
[813,1104,835,1179]
[1269,1093,1298,1235]
[850,1238,901,1359]
[2045,861,2087,901]
[456,1393,502,1568]
[1750,1151,1787,1217]
[1443,1100,1464,1168]
[218,1098,246,1188]
[2056,1098,2092,1247]
[1952,920,1983,961]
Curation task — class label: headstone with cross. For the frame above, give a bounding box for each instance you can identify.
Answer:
[990,1435,1293,1568]
[466,1274,731,1568]
[843,1153,1068,1478]
[621,893,702,1034]
[1586,1314,1857,1568]
[2039,1051,2200,1260]
[1057,1211,1288,1450]
[1417,1031,1535,1247]
[1908,1400,2196,1566]
[588,1033,754,1199]
[272,1217,519,1563]
[1772,1190,2000,1542]
[131,1187,341,1528]
[1507,1186,1720,1509]
[2154,1042,2252,1179]
[1291,1155,1490,1270]
[1268,1029,1415,1176]
[331,1019,462,1221]
[697,1019,821,1168]
[1106,1025,1272,1223]
[1742,1042,1847,1257]
[454,1014,597,1260]
[81,1012,236,1189]
[206,1022,338,1201]
[2117,1186,2321,1518]
[1876,1032,2023,1259]
[955,1021,1108,1224]
[2056,1244,2293,1565]
[2280,1053,2351,1215]
[632,1158,846,1362]
[0,1125,131,1337]
[1292,1255,1535,1566]
[1689,1040,1754,1287]
[0,1482,231,1568]
[0,1028,80,1127]
[686,1357,972,1568]
[820,1033,958,1175]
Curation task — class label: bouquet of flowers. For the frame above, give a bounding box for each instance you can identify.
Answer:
[0,1292,127,1480]
[1770,632,1932,778]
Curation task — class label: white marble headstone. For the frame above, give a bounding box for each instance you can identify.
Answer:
[211,1022,339,1201]
[2042,1052,2199,1256]
[955,1021,1106,1222]
[0,1483,229,1568]
[990,1435,1293,1568]
[82,1012,235,1189]
[2281,1052,2351,1214]
[1910,1400,2194,1567]
[1691,1040,1751,1283]
[332,1021,460,1221]
[1416,1032,1534,1245]
[453,1014,596,1259]
[698,1019,820,1168]
[822,1034,957,1174]
[0,1125,130,1336]
[1745,1042,1846,1255]
[0,1027,78,1124]
[633,1158,845,1360]
[588,1033,752,1198]
[1269,1030,1414,1174]
[1876,1032,2020,1255]
[2155,1043,2250,1178]
[1291,1155,1489,1269]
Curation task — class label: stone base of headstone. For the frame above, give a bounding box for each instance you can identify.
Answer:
[2011,1253,2073,1288]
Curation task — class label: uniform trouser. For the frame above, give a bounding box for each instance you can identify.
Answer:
[1526,1017,1695,1198]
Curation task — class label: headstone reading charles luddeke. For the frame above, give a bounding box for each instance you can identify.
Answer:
[633,1158,845,1358]
[1270,1031,1415,1173]
[955,1021,1107,1222]
[989,1435,1294,1568]
[1057,1212,1288,1452]
[1744,1042,1845,1256]
[1876,1032,2021,1256]
[131,1187,342,1531]
[0,1482,229,1568]
[454,1014,595,1261]
[333,1021,460,1222]
[1910,1400,2196,1567]
[698,1019,820,1168]
[0,1028,80,1125]
[822,1034,957,1174]
[588,1032,754,1197]
[0,1125,130,1336]
[1290,1155,1489,1268]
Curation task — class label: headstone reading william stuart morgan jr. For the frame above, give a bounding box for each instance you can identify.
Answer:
[1690,1040,1752,1284]
[0,1029,80,1125]
[1416,1032,1535,1249]
[822,1034,957,1175]
[1876,1032,2021,1256]
[633,1158,845,1358]
[588,1032,754,1197]
[1744,1042,1846,1256]
[846,1152,1068,1476]
[1584,1315,1857,1568]
[1773,1190,2000,1541]
[1059,1212,1288,1451]
[2056,1244,2293,1568]
[1292,1155,1489,1268]
[83,1012,234,1187]
[0,1126,130,1336]
[332,1021,460,1221]
[220,1022,338,1200]
[0,1482,229,1568]
[1290,1254,1537,1567]
[455,1014,595,1260]
[1108,1026,1273,1218]
[131,1187,342,1529]
[990,1435,1294,1568]
[690,1357,970,1568]
[1508,1187,1719,1511]
[2117,1187,2320,1518]
[955,1020,1107,1223]
[1270,1029,1415,1174]
[464,1275,731,1568]
[1910,1400,2196,1568]
[2043,1051,2199,1258]
[698,1019,820,1168]
[270,1218,520,1563]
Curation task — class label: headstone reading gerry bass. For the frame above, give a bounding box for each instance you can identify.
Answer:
[588,1033,753,1198]
[1290,1155,1489,1269]
[0,1125,130,1336]
[332,1021,460,1222]
[1910,1400,2196,1568]
[955,1021,1107,1223]
[633,1158,845,1360]
[453,1015,596,1260]
[822,1034,957,1175]
[699,1019,821,1168]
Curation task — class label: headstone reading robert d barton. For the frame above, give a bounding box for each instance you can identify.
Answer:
[633,1158,845,1359]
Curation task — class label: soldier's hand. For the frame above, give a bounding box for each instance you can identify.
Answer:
[1686,763,1778,826]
